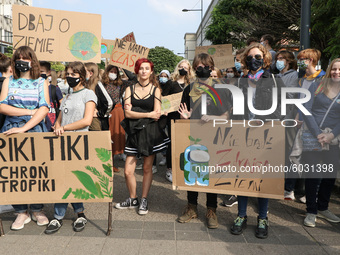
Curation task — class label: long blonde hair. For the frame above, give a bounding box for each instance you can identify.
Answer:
[319,58,340,96]
[84,62,99,91]
[171,59,196,86]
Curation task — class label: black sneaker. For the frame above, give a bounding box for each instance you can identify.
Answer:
[222,195,238,207]
[230,216,247,235]
[255,217,268,239]
[44,219,63,234]
[138,197,148,215]
[73,216,87,232]
[115,197,139,209]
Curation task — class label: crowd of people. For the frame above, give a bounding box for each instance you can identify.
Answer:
[0,33,339,239]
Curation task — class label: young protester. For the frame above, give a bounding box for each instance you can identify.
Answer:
[115,58,169,215]
[177,53,231,229]
[164,59,195,182]
[84,62,114,131]
[230,43,285,239]
[0,46,50,230]
[40,61,63,132]
[210,67,222,79]
[0,53,12,130]
[44,61,97,234]
[102,64,130,171]
[301,58,340,227]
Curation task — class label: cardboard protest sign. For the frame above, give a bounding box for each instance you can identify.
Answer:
[195,44,234,69]
[109,38,149,73]
[122,32,136,43]
[12,5,101,63]
[172,120,285,199]
[101,39,116,59]
[0,131,113,205]
[161,92,183,115]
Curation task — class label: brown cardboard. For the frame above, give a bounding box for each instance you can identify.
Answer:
[122,32,136,43]
[101,39,116,59]
[12,5,101,63]
[195,44,234,69]
[171,120,284,199]
[161,92,183,115]
[0,131,113,205]
[109,38,149,73]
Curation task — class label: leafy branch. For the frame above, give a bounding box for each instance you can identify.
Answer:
[85,166,113,198]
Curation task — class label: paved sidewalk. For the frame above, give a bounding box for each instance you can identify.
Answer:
[1,157,340,255]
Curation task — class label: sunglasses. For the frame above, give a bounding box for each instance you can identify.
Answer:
[246,54,263,61]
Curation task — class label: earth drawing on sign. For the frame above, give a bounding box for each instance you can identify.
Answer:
[69,32,100,61]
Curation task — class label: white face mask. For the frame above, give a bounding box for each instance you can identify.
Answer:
[109,73,117,81]
[226,73,234,78]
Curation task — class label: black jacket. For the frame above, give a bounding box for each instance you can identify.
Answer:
[234,70,285,120]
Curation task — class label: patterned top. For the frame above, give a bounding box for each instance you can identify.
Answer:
[105,83,121,104]
[1,76,49,110]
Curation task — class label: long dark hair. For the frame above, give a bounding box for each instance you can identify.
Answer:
[12,46,40,80]
[102,65,123,86]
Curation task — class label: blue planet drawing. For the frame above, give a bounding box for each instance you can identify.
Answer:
[69,32,99,61]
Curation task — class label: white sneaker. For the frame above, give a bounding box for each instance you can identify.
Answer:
[152,166,157,174]
[32,211,49,226]
[299,196,306,204]
[11,213,31,230]
[159,156,166,166]
[165,168,172,182]
[284,190,295,200]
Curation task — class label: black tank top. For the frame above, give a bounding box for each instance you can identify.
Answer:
[130,84,156,112]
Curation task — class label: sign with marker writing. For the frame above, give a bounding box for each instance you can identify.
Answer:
[0,131,113,205]
[122,32,136,43]
[172,120,284,199]
[109,38,149,73]
[12,5,101,63]
[195,44,234,69]
[101,39,116,59]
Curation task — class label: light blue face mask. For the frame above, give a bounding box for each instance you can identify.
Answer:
[276,60,286,71]
[235,61,242,72]
[86,77,90,81]
[159,77,168,84]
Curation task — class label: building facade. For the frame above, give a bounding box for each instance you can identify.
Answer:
[0,0,32,53]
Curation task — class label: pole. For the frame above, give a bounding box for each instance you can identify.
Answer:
[201,0,203,46]
[300,0,311,50]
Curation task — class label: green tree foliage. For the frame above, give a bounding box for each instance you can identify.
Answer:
[205,0,300,49]
[4,46,13,58]
[148,46,184,74]
[51,62,65,72]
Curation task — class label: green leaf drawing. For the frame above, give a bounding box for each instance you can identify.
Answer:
[62,188,72,199]
[95,182,104,198]
[203,174,209,182]
[102,163,112,177]
[85,165,113,198]
[188,136,196,142]
[72,188,93,200]
[95,148,111,162]
[72,171,100,197]
[184,170,190,182]
[196,138,201,143]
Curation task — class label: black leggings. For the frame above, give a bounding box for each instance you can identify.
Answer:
[187,191,217,208]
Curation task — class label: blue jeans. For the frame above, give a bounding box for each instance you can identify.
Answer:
[238,196,269,219]
[13,204,43,213]
[54,203,84,220]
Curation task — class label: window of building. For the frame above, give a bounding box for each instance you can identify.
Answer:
[4,31,12,44]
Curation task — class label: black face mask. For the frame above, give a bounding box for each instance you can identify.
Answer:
[246,58,263,71]
[179,68,188,76]
[40,74,47,79]
[66,76,81,88]
[196,66,211,79]
[15,60,31,73]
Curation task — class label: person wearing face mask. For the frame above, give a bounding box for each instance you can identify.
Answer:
[102,65,131,171]
[177,53,232,229]
[40,61,63,132]
[159,69,170,90]
[44,61,97,234]
[274,51,303,201]
[84,62,114,132]
[260,34,276,71]
[230,43,285,239]
[159,60,196,182]
[0,46,50,230]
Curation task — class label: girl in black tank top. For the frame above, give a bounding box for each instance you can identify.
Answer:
[115,59,169,215]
